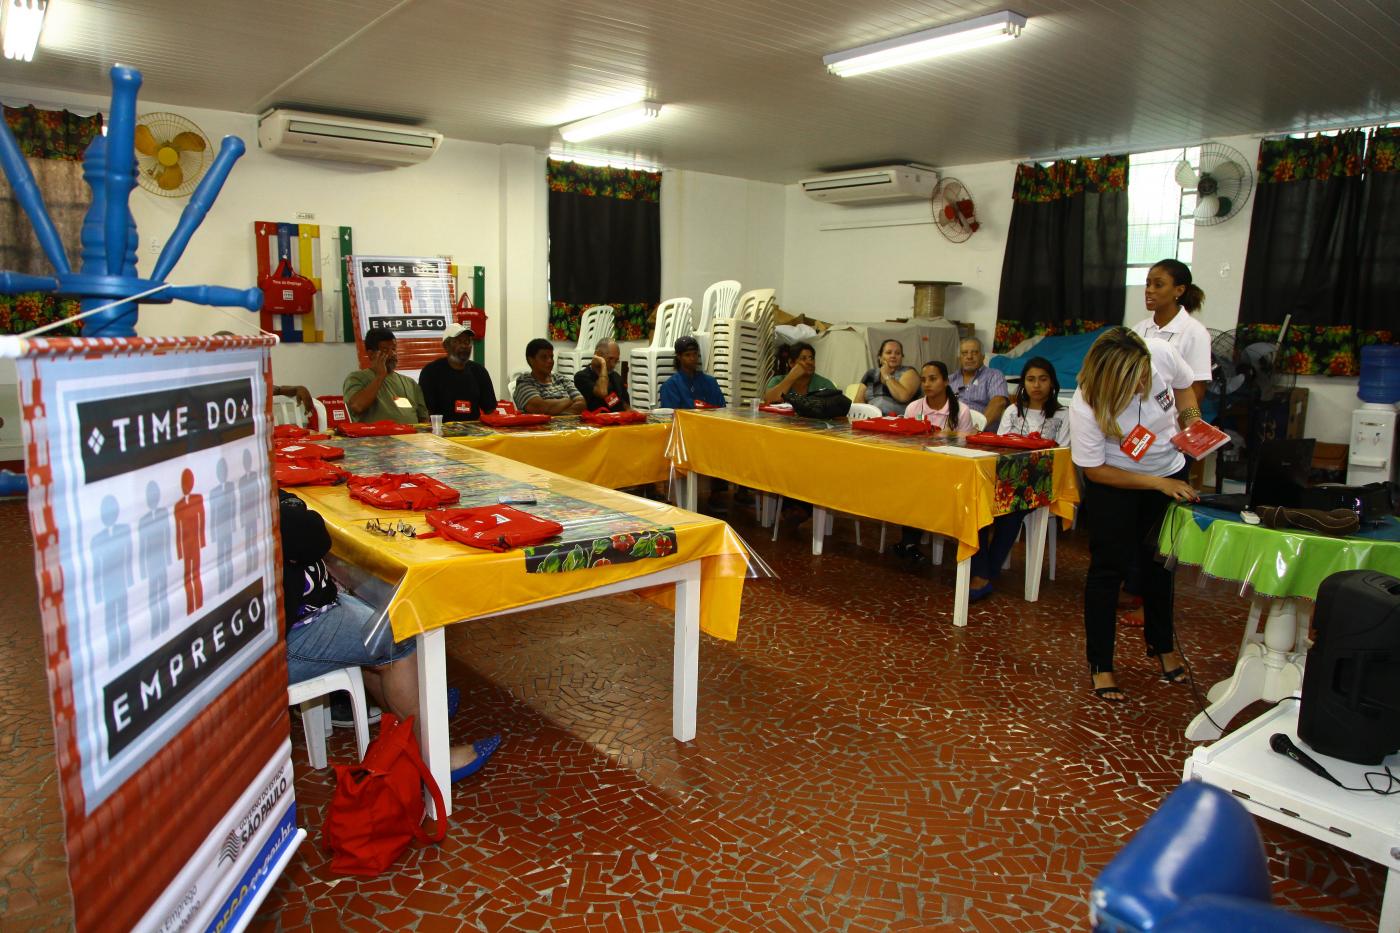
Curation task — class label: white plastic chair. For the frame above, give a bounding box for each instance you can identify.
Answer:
[968,408,988,432]
[694,280,741,364]
[628,297,693,410]
[847,402,882,420]
[557,305,616,379]
[288,666,370,769]
[272,395,305,427]
[710,288,776,407]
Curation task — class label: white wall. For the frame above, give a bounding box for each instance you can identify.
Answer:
[661,169,786,308]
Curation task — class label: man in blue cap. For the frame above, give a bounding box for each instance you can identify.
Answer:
[658,335,726,410]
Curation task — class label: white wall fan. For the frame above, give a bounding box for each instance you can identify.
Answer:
[1175,142,1254,226]
[134,112,211,197]
[933,177,980,243]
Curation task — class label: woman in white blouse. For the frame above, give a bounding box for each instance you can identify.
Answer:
[1130,258,1211,402]
[1071,329,1200,703]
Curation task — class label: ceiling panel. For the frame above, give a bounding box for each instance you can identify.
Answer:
[0,0,1396,182]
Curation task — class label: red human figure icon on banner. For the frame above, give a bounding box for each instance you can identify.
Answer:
[397,279,413,314]
[173,467,206,614]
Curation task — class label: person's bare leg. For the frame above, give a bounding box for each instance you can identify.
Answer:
[374,659,478,770]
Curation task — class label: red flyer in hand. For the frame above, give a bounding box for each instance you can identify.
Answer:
[1171,420,1231,459]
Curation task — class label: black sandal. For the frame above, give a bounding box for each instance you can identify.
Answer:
[1091,673,1125,703]
[1153,653,1187,684]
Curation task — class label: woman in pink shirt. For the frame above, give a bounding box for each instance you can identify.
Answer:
[904,360,974,433]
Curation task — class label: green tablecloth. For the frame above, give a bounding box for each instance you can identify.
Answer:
[1159,503,1400,600]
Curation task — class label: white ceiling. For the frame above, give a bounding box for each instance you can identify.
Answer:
[4,0,1400,182]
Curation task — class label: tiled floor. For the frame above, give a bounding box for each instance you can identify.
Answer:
[0,496,1386,930]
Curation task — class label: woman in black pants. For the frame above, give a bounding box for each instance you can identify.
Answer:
[1069,328,1201,702]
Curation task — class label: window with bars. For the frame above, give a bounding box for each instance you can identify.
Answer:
[1125,146,1198,287]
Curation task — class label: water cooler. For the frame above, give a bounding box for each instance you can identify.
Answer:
[1347,345,1400,486]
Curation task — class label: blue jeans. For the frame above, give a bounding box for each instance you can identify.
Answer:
[970,510,1031,581]
[286,592,415,684]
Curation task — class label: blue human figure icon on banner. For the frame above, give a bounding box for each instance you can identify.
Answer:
[173,467,206,614]
[137,480,172,638]
[236,448,262,575]
[91,495,134,665]
[210,457,236,593]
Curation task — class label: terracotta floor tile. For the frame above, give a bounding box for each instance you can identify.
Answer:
[0,499,1386,931]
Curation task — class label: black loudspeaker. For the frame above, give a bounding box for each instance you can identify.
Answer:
[1298,570,1400,765]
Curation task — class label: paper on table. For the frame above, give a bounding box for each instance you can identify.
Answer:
[925,444,998,458]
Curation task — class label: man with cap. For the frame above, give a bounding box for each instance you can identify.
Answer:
[658,335,726,410]
[418,322,497,421]
[344,327,429,424]
[573,338,631,412]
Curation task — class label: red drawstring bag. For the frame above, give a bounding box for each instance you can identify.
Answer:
[851,416,933,436]
[479,408,551,427]
[965,431,1058,450]
[580,408,648,426]
[259,257,318,315]
[691,400,721,410]
[323,712,446,877]
[338,420,420,437]
[273,459,346,486]
[757,404,795,416]
[422,506,563,552]
[273,441,344,460]
[273,424,312,440]
[347,473,461,511]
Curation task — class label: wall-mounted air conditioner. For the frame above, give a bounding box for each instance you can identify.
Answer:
[257,109,442,167]
[799,163,938,204]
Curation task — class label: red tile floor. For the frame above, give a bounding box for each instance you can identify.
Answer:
[0,496,1386,930]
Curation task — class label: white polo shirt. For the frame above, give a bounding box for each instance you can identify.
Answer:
[1131,310,1211,382]
[1070,338,1194,477]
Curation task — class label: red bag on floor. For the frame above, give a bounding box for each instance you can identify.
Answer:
[964,431,1057,450]
[348,473,461,511]
[423,505,563,552]
[850,416,932,436]
[579,408,648,426]
[273,441,344,460]
[324,712,446,877]
[273,459,346,486]
[338,420,419,437]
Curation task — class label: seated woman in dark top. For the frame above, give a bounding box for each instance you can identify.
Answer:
[281,491,499,782]
[854,339,919,415]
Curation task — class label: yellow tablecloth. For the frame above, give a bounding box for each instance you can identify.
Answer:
[293,434,750,641]
[444,416,671,488]
[668,409,1078,561]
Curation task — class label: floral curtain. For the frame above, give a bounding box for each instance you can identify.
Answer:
[546,159,661,342]
[0,106,104,336]
[994,155,1129,351]
[1238,128,1396,375]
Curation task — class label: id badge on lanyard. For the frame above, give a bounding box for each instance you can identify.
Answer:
[1121,424,1155,461]
[605,392,620,408]
[455,400,473,415]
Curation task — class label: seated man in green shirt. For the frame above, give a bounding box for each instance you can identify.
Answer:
[762,341,836,403]
[344,327,429,424]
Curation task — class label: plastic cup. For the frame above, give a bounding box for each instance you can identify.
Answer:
[750,398,760,413]
[430,414,443,435]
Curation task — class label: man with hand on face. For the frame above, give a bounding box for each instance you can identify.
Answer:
[513,338,586,415]
[419,322,496,421]
[344,327,429,424]
[573,338,631,412]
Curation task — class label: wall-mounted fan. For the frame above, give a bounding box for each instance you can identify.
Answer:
[1175,142,1253,226]
[933,177,979,243]
[134,112,211,197]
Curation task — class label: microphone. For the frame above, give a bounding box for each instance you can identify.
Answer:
[1270,733,1342,787]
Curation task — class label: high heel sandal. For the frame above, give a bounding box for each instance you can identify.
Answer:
[1091,672,1125,703]
[1153,653,1187,684]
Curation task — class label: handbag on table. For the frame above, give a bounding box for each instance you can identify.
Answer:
[784,387,852,419]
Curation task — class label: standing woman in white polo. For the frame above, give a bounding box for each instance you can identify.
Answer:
[1131,259,1211,402]
[1071,328,1200,703]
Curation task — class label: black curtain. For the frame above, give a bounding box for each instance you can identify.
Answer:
[994,155,1128,350]
[1352,128,1400,333]
[546,159,661,342]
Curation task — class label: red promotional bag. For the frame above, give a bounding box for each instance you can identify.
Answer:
[579,408,648,426]
[337,420,420,437]
[348,473,461,511]
[757,403,795,416]
[479,408,551,427]
[964,431,1058,450]
[273,441,344,460]
[423,506,563,552]
[259,256,318,315]
[851,416,933,436]
[273,459,346,487]
[323,712,446,877]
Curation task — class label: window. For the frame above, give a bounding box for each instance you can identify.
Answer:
[1125,146,1198,287]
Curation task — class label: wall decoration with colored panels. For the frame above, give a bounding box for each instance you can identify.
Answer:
[252,221,353,342]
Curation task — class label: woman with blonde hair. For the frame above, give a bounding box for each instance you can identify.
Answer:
[1069,327,1200,702]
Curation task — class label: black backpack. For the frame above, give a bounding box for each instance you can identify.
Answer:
[784,387,852,420]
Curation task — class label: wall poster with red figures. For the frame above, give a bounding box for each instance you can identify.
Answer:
[9,334,300,933]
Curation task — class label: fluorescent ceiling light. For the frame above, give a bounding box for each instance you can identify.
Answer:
[2,0,47,62]
[824,10,1027,77]
[559,101,660,143]
[548,150,661,172]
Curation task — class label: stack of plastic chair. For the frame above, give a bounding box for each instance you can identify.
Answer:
[628,297,693,410]
[556,305,615,380]
[710,288,776,407]
[693,280,741,366]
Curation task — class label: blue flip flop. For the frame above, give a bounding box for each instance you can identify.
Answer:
[969,582,995,603]
[447,686,460,719]
[451,734,501,783]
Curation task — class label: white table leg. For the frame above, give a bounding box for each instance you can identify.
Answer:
[812,507,826,555]
[416,627,451,818]
[1023,506,1049,603]
[1382,866,1400,933]
[672,562,701,742]
[683,470,698,512]
[1210,597,1267,704]
[1186,598,1307,742]
[954,556,971,627]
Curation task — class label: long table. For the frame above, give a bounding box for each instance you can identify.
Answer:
[293,434,752,813]
[667,408,1078,627]
[442,414,672,488]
